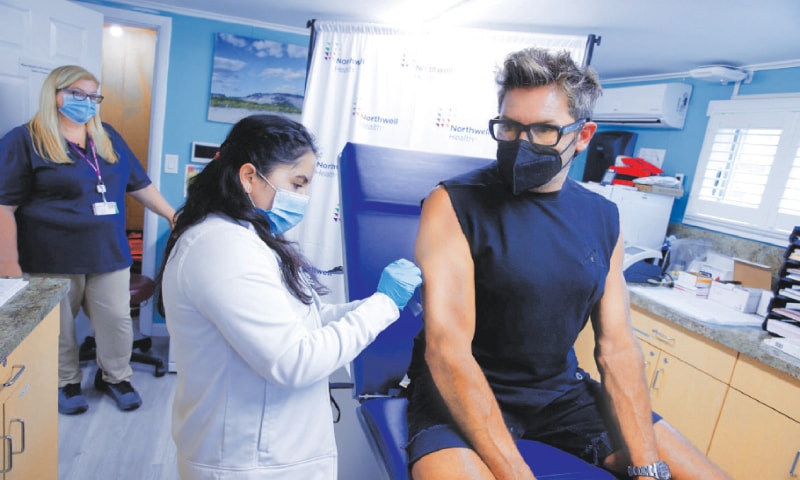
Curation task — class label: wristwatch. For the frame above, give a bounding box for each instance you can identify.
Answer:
[627,460,671,479]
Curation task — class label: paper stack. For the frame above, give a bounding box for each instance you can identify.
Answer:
[764,336,800,360]
[0,278,28,307]
[673,271,713,297]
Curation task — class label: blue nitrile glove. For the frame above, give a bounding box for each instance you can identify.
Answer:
[377,258,422,310]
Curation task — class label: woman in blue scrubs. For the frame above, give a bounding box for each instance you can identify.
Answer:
[0,65,176,414]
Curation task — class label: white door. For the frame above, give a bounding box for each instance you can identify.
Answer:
[0,0,102,136]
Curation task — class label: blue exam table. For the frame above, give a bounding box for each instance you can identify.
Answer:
[340,142,616,480]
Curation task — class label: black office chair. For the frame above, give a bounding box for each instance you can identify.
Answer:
[79,271,167,377]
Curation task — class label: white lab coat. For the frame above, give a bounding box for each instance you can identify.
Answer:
[162,214,399,479]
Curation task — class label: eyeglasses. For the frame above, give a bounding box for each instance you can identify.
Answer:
[488,117,585,147]
[58,88,104,104]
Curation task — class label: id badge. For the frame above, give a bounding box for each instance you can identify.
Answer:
[92,201,118,216]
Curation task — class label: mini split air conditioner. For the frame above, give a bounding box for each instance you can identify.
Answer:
[592,83,693,129]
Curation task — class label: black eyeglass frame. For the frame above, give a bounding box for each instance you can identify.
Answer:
[488,117,587,147]
[58,88,105,104]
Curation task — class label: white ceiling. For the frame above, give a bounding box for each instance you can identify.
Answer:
[111,0,800,81]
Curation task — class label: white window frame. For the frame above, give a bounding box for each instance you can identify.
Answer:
[684,95,800,246]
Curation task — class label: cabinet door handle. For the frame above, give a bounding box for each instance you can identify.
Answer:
[2,365,25,388]
[651,329,676,345]
[632,326,650,338]
[0,435,11,473]
[651,368,664,390]
[790,450,800,477]
[8,419,24,454]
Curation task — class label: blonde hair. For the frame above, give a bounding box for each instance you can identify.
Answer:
[26,65,118,164]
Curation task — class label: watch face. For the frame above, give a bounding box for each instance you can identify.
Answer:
[655,461,672,479]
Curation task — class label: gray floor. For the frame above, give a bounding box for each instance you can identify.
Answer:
[57,335,383,480]
[57,335,180,480]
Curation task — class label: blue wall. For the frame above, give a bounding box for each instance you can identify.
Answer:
[570,67,800,223]
[156,15,307,215]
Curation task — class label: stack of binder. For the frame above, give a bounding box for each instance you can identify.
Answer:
[762,226,800,359]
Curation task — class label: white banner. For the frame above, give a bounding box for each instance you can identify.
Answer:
[294,21,589,302]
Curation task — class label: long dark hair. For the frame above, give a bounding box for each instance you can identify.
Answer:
[157,114,327,310]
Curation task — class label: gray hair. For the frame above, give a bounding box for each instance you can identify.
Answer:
[496,47,602,121]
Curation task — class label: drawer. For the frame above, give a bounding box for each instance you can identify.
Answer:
[630,306,737,383]
[730,354,800,422]
[0,310,57,404]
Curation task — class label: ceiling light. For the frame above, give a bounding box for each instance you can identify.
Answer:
[689,65,752,84]
[108,24,124,37]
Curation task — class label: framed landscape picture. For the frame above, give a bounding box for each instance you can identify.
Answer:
[208,32,308,124]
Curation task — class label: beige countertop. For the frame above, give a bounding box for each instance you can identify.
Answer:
[0,277,69,361]
[629,284,800,381]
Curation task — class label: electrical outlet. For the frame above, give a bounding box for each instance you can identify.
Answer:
[165,154,179,174]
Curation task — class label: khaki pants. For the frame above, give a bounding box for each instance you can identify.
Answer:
[34,268,134,386]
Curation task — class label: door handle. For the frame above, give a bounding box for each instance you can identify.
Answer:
[2,365,25,388]
[651,329,675,345]
[651,368,664,390]
[9,418,24,454]
[0,435,11,473]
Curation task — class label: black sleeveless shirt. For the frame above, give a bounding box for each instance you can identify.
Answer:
[410,165,619,410]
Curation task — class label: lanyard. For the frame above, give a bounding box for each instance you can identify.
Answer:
[67,137,109,202]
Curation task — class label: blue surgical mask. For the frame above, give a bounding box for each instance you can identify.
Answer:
[254,171,309,234]
[59,95,97,124]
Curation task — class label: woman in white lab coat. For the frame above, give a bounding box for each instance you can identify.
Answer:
[159,114,421,480]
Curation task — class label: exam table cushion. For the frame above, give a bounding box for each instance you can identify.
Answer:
[358,397,616,480]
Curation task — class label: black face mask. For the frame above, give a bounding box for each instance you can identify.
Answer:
[496,137,578,195]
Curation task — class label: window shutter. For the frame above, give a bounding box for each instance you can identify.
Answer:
[698,127,780,208]
[684,98,800,245]
[779,144,800,216]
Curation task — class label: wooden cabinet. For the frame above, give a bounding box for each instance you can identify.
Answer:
[707,355,800,479]
[0,305,58,479]
[574,306,736,453]
[630,307,736,453]
[638,339,728,452]
[575,302,800,479]
[574,321,600,380]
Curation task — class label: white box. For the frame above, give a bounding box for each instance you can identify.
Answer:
[674,271,713,297]
[756,290,774,316]
[708,281,763,313]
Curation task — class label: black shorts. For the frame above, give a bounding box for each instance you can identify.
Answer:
[405,368,662,468]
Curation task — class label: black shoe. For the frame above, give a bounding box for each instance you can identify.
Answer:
[58,383,88,415]
[94,370,142,411]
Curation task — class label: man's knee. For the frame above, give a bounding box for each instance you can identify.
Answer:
[411,447,493,480]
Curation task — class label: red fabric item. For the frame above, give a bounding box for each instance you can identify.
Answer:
[608,157,663,186]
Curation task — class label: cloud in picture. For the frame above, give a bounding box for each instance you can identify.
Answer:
[208,32,308,124]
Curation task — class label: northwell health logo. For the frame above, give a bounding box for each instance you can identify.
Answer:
[435,108,489,143]
[324,41,365,73]
[400,53,454,78]
[352,103,400,131]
